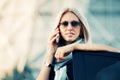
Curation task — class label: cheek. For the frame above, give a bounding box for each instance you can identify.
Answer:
[59,28,63,38]
[59,27,64,35]
[75,28,81,37]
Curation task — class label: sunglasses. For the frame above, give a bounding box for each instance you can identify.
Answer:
[60,21,81,27]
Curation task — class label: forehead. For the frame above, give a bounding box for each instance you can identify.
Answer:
[61,12,79,22]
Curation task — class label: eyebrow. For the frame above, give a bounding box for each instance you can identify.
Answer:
[60,20,79,22]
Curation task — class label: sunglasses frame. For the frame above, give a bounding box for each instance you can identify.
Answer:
[60,20,81,27]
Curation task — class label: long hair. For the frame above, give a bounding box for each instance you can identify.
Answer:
[53,7,91,46]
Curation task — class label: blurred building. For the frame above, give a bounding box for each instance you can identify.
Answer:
[88,0,120,48]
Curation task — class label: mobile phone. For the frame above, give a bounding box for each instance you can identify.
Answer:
[56,28,60,43]
[56,35,59,43]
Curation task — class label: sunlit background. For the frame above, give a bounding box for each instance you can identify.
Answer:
[0,0,120,80]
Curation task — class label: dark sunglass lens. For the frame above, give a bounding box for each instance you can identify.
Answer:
[62,21,68,26]
[71,21,80,27]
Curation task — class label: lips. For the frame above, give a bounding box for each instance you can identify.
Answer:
[66,32,75,36]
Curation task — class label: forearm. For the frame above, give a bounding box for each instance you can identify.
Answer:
[36,53,54,80]
[74,43,119,52]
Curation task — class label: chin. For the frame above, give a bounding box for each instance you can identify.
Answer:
[65,38,76,42]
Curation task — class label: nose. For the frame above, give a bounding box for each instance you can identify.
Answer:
[67,23,73,30]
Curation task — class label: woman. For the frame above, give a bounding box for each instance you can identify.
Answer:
[36,8,119,80]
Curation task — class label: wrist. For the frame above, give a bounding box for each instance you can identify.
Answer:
[73,43,77,50]
[44,62,54,68]
[73,43,85,50]
[45,53,54,64]
[47,48,56,55]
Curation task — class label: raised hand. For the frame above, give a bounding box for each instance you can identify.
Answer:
[48,28,60,55]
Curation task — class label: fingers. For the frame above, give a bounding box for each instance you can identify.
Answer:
[50,28,59,40]
[55,54,66,62]
[49,28,59,43]
[55,48,66,62]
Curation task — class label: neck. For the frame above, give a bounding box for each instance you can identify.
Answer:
[65,38,82,45]
[66,41,72,45]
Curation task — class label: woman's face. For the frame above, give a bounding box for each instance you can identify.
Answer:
[59,12,81,43]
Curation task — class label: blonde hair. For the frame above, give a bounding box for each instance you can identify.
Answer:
[53,7,91,43]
